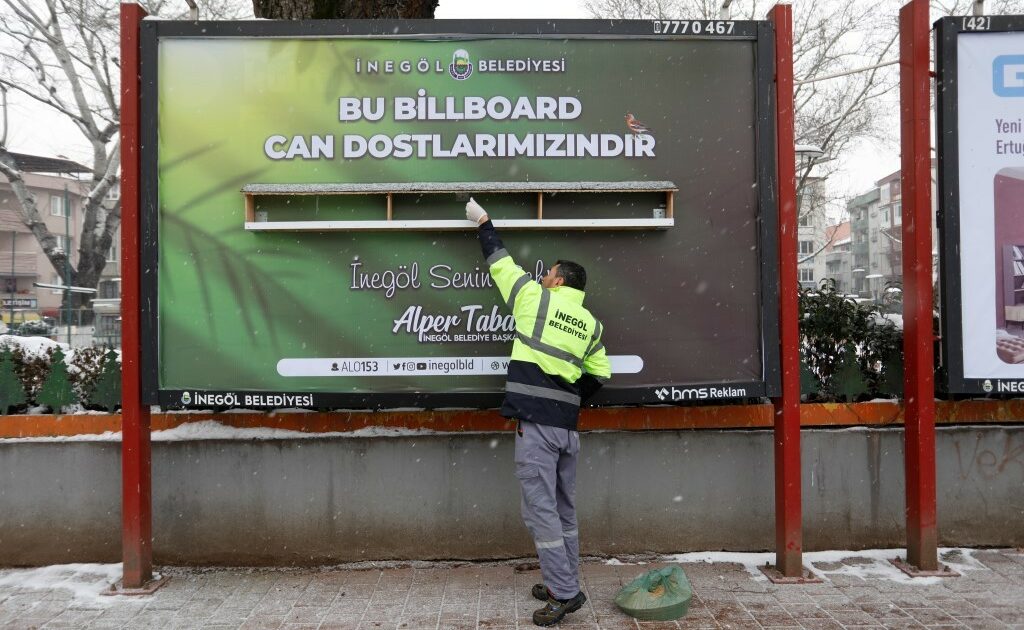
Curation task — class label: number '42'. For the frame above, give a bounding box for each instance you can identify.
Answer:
[962,16,991,30]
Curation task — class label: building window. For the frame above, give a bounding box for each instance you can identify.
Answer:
[106,242,118,262]
[799,240,814,255]
[98,279,120,299]
[55,235,72,254]
[798,213,811,227]
[799,268,814,283]
[50,195,68,217]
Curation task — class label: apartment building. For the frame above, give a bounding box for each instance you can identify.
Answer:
[0,153,120,343]
[827,163,936,302]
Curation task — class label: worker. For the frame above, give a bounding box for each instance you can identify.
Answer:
[464,198,611,627]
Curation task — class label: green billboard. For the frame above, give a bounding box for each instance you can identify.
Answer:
[141,19,780,408]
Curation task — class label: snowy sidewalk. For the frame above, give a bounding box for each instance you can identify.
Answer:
[0,549,1022,629]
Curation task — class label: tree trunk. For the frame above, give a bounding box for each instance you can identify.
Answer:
[252,0,438,19]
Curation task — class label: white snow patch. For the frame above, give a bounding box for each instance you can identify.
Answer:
[0,420,495,443]
[621,548,993,585]
[663,551,775,580]
[152,421,457,441]
[0,334,66,357]
[0,563,124,603]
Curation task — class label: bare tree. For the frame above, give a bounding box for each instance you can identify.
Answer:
[252,0,437,19]
[587,0,898,229]
[586,0,1024,264]
[0,0,248,306]
[933,0,1024,14]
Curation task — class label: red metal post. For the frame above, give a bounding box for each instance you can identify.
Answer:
[769,3,803,578]
[898,0,938,572]
[120,1,153,588]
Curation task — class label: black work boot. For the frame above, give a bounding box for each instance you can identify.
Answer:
[531,583,550,601]
[532,591,587,626]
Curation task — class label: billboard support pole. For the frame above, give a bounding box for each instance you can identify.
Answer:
[768,3,805,580]
[119,1,155,591]
[898,0,938,573]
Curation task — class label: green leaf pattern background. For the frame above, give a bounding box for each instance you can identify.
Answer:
[157,37,766,393]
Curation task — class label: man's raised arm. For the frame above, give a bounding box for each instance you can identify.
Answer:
[467,198,540,309]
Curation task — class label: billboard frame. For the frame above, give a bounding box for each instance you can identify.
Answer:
[139,18,783,409]
[935,14,1024,395]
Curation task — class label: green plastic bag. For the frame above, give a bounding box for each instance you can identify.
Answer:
[614,565,693,621]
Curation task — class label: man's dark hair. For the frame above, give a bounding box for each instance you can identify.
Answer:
[554,259,586,291]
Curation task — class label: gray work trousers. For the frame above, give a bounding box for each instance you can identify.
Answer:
[514,420,581,600]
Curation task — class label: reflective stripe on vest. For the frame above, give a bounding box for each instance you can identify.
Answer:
[506,274,532,311]
[516,332,584,368]
[505,382,581,406]
[584,320,603,358]
[533,289,551,339]
[486,249,510,266]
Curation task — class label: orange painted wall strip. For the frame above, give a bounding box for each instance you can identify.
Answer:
[1,400,1022,439]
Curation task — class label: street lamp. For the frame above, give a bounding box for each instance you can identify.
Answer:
[795,144,825,161]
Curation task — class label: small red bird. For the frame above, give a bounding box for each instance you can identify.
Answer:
[625,112,653,136]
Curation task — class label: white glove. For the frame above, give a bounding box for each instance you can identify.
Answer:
[465,197,488,224]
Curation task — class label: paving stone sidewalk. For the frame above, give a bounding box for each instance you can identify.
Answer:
[1,549,1022,630]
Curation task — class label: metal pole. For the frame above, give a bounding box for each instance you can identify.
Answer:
[769,3,804,579]
[899,0,938,572]
[794,59,899,86]
[120,1,153,590]
[9,231,14,325]
[63,185,70,345]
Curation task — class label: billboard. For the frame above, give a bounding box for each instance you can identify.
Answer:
[140,20,781,409]
[937,16,1024,394]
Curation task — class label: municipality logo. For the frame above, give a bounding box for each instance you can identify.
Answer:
[449,49,473,80]
[993,55,1024,96]
[982,379,993,393]
[181,391,192,405]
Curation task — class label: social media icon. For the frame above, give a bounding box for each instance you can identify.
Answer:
[993,55,1024,96]
[416,362,427,370]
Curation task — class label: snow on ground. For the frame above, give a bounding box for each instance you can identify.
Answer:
[0,563,122,603]
[0,549,994,602]
[646,548,990,585]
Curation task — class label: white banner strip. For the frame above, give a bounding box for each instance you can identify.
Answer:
[277,355,643,377]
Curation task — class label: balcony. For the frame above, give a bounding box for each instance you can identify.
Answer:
[0,252,37,276]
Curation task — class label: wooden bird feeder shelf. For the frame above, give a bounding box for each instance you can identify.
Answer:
[241,181,676,231]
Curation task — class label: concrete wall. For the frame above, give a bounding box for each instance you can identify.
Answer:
[0,426,1021,566]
